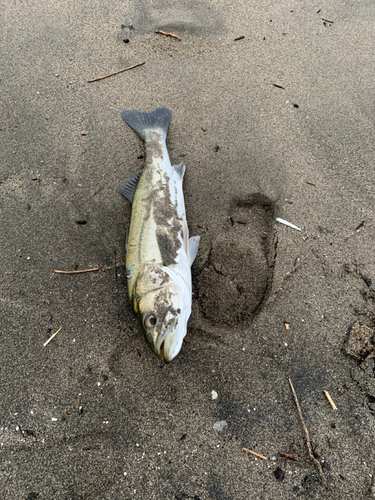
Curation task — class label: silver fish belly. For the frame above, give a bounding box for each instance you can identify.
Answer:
[117,107,200,362]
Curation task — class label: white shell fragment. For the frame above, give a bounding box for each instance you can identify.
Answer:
[211,390,218,400]
[213,420,227,432]
[276,217,302,231]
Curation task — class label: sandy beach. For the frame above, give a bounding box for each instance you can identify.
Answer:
[1,1,375,498]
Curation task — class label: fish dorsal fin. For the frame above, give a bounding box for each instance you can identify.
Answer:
[173,162,186,180]
[188,235,200,265]
[117,170,142,203]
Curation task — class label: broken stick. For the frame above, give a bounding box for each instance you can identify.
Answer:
[242,448,268,460]
[43,327,62,347]
[55,268,100,274]
[324,390,337,410]
[288,378,327,487]
[87,62,145,83]
[154,30,181,41]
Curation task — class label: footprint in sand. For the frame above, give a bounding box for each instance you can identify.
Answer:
[195,194,276,326]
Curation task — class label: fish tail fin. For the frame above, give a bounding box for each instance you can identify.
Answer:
[120,107,172,141]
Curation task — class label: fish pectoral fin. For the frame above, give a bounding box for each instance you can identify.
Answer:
[117,170,143,203]
[188,235,200,265]
[173,162,186,180]
[156,228,178,267]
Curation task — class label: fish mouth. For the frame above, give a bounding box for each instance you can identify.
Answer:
[154,327,184,363]
[159,339,165,359]
[154,329,174,363]
[154,333,172,363]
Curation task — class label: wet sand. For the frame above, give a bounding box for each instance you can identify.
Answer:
[1,1,375,498]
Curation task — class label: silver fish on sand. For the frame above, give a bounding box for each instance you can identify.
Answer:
[117,107,200,363]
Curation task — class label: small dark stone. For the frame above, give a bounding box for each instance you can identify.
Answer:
[27,494,39,500]
[293,103,299,108]
[331,423,336,428]
[214,145,220,152]
[175,494,188,500]
[25,429,36,438]
[180,433,187,440]
[27,204,31,210]
[194,496,201,500]
[274,467,285,481]
[302,474,320,488]
[76,220,87,225]
[137,155,144,159]
[123,38,130,43]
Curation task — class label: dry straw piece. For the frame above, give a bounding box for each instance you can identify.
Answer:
[242,448,268,461]
[324,390,337,410]
[55,268,100,274]
[43,327,62,347]
[87,62,145,83]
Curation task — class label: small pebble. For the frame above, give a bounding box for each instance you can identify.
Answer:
[213,420,227,432]
[123,39,130,43]
[51,418,57,421]
[211,390,218,400]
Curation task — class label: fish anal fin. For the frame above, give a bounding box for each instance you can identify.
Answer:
[188,235,200,265]
[117,170,142,203]
[173,162,186,180]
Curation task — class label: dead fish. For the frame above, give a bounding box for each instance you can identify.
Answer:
[117,107,200,362]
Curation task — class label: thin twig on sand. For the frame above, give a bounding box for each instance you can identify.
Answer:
[288,378,327,487]
[43,326,62,347]
[55,268,100,274]
[242,448,268,460]
[324,390,337,410]
[113,248,117,282]
[87,62,145,83]
[154,30,181,41]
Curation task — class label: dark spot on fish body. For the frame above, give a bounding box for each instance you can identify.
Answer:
[156,229,178,266]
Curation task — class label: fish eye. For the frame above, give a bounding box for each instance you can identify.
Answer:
[145,314,157,328]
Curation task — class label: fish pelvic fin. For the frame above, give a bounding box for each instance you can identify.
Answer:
[120,107,172,141]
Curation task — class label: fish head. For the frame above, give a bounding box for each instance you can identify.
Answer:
[135,267,191,362]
